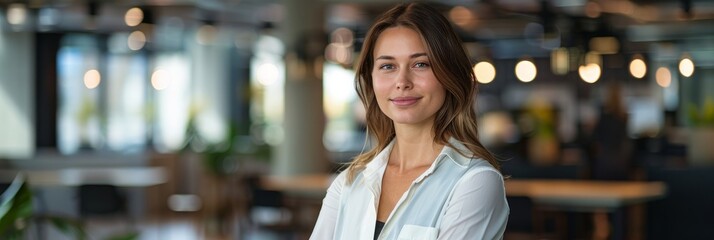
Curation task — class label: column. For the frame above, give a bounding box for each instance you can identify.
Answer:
[272,0,327,176]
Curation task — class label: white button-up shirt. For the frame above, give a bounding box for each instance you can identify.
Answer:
[310,138,509,240]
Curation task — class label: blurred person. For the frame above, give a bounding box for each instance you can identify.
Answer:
[589,82,633,181]
[310,2,509,239]
[588,83,633,240]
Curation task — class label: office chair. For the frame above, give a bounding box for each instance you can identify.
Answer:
[77,184,127,218]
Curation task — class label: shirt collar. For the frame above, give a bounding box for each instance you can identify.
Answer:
[441,137,473,167]
[363,140,394,179]
[413,137,472,183]
[361,137,473,183]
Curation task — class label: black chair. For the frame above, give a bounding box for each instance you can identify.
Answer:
[242,175,298,238]
[77,184,127,218]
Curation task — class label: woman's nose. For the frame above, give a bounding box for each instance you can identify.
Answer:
[395,70,413,90]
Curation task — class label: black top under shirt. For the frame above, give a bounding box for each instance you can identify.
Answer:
[375,221,385,240]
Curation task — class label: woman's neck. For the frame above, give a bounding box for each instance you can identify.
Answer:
[390,127,444,174]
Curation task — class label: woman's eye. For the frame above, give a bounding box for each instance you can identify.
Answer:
[379,64,395,70]
[414,62,430,68]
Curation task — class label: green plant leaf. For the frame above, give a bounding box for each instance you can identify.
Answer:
[48,216,86,240]
[105,232,140,240]
[0,174,33,237]
[688,98,714,127]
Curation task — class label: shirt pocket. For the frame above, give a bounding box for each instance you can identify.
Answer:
[397,225,438,240]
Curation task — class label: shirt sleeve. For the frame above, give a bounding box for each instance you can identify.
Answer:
[309,172,346,240]
[437,169,509,240]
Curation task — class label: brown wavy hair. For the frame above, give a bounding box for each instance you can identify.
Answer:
[346,2,500,183]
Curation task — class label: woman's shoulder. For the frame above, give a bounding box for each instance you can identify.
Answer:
[444,138,502,176]
[330,167,367,188]
[447,159,506,199]
[331,169,349,186]
[462,158,505,182]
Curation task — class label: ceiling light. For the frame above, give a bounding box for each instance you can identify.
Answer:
[515,60,537,83]
[84,69,101,89]
[449,6,476,28]
[151,69,171,90]
[474,61,496,84]
[127,31,146,50]
[679,55,694,77]
[7,3,28,26]
[578,64,601,83]
[629,55,646,79]
[125,7,144,27]
[656,67,671,88]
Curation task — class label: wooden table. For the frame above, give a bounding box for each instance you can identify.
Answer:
[505,179,666,240]
[505,179,667,211]
[261,174,334,195]
[261,174,667,206]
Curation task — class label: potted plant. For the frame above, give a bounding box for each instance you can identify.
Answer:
[1,174,138,240]
[686,97,714,165]
[1,174,86,240]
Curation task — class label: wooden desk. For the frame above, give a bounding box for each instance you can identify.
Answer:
[505,179,667,211]
[261,174,334,197]
[261,174,667,208]
[0,167,168,187]
[505,179,666,240]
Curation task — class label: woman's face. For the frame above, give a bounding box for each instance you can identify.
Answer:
[372,26,445,128]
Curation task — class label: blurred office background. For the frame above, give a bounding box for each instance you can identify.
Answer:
[1,0,713,239]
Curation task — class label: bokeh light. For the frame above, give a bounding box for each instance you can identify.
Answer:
[679,57,694,77]
[551,48,569,75]
[578,64,601,83]
[196,25,218,45]
[629,57,647,79]
[151,69,171,90]
[515,60,537,83]
[84,69,101,89]
[127,31,146,50]
[449,6,475,28]
[656,67,672,88]
[125,7,144,27]
[257,63,279,86]
[474,61,496,84]
[7,4,28,25]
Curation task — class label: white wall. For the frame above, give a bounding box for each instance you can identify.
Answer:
[0,19,35,159]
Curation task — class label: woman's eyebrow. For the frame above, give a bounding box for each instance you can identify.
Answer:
[375,53,427,61]
[410,53,427,58]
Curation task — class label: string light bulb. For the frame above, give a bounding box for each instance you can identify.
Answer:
[515,59,537,83]
[629,55,647,79]
[679,54,694,77]
[474,61,496,84]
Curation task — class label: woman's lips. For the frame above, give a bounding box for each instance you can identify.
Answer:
[390,96,421,106]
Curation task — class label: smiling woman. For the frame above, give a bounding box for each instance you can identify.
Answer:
[310,2,508,240]
[371,27,445,127]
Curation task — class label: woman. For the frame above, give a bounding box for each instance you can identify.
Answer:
[311,2,509,239]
